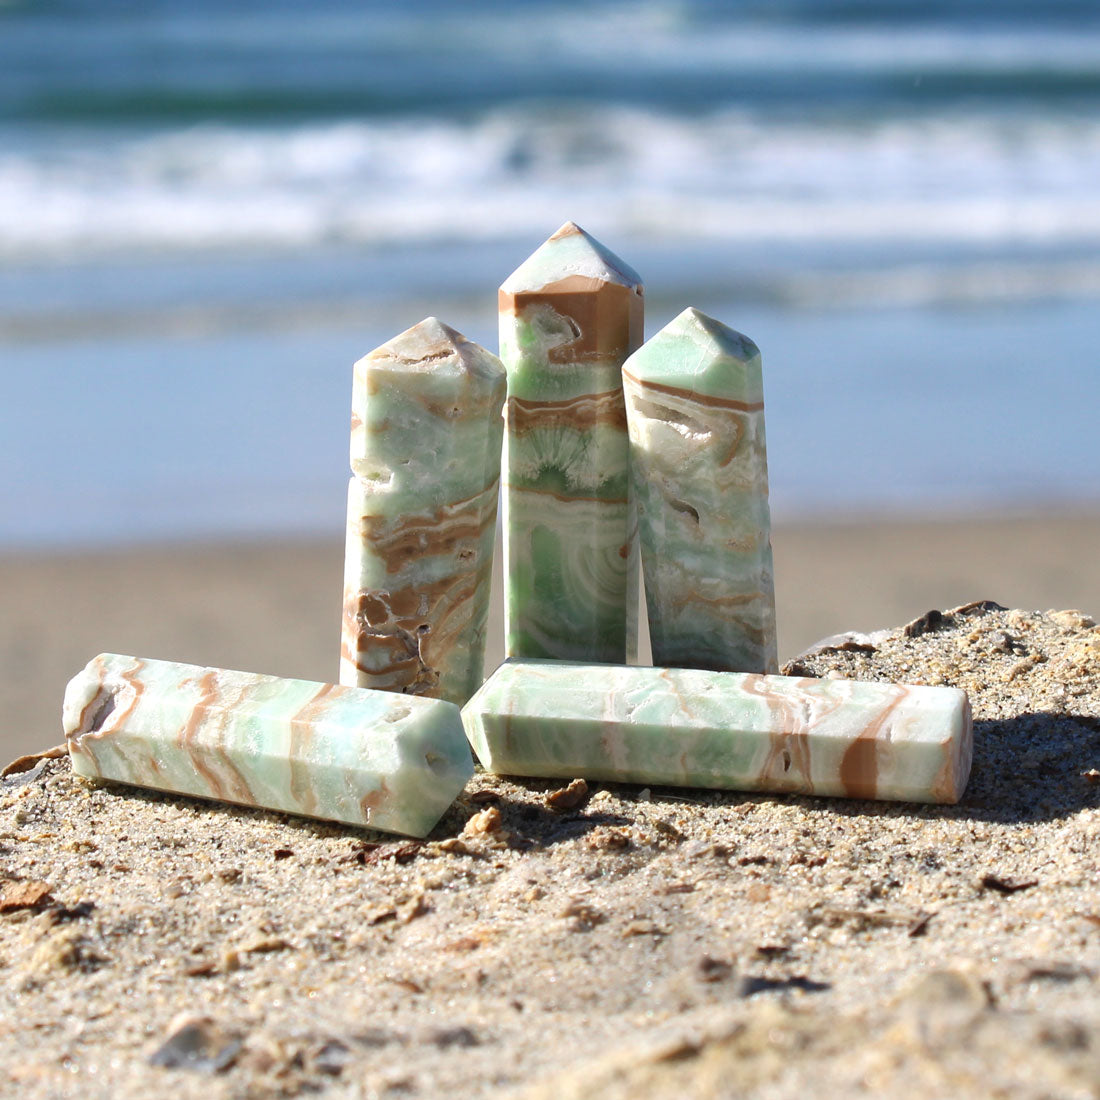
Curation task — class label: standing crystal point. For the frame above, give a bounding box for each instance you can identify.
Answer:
[64,654,474,837]
[623,307,778,674]
[499,222,644,663]
[341,318,506,705]
[462,661,972,805]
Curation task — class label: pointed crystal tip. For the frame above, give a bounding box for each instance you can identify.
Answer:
[548,220,584,241]
[623,307,762,398]
[500,223,643,296]
[373,316,464,361]
[672,308,758,357]
[669,307,760,367]
[362,318,504,381]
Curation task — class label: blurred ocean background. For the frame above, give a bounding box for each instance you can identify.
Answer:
[3,0,1100,547]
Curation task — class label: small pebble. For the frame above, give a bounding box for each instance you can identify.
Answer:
[148,1015,242,1074]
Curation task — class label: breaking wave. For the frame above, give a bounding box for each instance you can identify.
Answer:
[3,105,1100,260]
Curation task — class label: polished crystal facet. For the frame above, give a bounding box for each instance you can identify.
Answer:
[623,307,777,674]
[462,660,972,804]
[340,318,506,705]
[65,653,475,837]
[499,222,643,663]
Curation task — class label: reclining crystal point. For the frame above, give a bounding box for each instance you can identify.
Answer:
[64,654,474,837]
[462,660,972,804]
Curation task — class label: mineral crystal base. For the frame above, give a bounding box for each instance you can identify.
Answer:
[462,660,972,804]
[64,654,474,837]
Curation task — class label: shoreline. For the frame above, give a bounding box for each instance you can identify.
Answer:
[3,507,1098,762]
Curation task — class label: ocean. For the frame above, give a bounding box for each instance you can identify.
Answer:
[2,0,1099,547]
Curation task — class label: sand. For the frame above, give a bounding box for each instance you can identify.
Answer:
[0,600,1098,1098]
[2,509,1099,762]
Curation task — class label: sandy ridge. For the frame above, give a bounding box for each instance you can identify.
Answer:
[0,603,1097,1097]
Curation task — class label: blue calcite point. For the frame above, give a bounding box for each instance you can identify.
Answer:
[341,318,506,706]
[499,222,644,664]
[462,660,973,804]
[64,654,475,837]
[623,307,777,674]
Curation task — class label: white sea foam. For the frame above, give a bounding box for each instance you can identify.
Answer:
[3,106,1100,261]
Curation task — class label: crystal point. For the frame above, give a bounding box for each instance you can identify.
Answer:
[65,654,474,837]
[462,661,972,805]
[623,307,777,673]
[499,226,643,663]
[342,318,506,705]
[500,222,644,300]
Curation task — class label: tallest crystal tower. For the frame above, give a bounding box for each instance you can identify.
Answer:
[498,223,644,663]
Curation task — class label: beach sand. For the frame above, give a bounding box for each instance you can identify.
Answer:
[0,599,1097,1098]
[1,509,1097,761]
